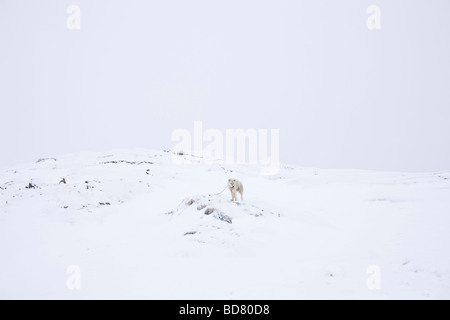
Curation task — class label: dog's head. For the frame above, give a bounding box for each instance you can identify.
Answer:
[228,179,235,188]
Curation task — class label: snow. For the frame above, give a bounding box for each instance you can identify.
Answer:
[0,149,449,299]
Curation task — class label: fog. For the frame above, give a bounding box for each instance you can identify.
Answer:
[1,0,449,171]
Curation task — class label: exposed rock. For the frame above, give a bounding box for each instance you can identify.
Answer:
[36,158,56,163]
[25,183,37,189]
[214,211,232,224]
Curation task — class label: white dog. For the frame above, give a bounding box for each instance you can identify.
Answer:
[228,178,244,202]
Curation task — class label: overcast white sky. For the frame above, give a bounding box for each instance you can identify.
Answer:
[0,0,449,171]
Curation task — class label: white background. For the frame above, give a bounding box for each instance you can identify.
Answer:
[1,0,449,171]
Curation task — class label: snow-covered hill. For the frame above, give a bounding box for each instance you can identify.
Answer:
[1,149,449,299]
